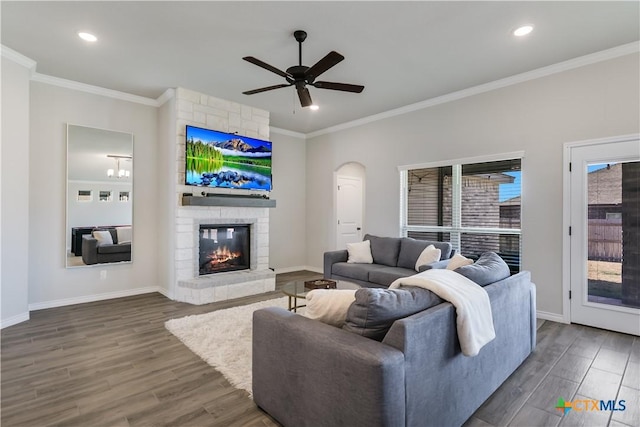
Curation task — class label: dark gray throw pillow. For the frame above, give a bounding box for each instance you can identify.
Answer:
[454,251,510,286]
[343,287,443,341]
[364,234,401,267]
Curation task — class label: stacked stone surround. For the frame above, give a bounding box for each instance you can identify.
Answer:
[173,87,275,305]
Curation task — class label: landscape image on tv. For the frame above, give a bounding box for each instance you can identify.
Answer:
[185,126,272,191]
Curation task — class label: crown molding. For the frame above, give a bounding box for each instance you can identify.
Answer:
[1,45,37,71]
[31,72,159,106]
[306,41,640,139]
[2,43,169,108]
[156,88,175,106]
[270,126,306,139]
[7,40,637,138]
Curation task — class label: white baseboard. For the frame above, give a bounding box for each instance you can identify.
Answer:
[156,287,173,300]
[28,287,161,311]
[273,265,323,274]
[536,310,568,324]
[0,312,30,329]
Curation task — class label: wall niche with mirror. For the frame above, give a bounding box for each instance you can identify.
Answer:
[66,124,133,268]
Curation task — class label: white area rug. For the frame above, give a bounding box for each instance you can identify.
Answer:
[165,297,290,395]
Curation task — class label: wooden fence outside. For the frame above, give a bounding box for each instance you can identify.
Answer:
[589,219,622,261]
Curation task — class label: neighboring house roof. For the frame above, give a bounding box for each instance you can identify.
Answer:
[500,196,521,206]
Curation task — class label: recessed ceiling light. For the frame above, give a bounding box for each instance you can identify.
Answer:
[309,105,319,111]
[513,25,534,37]
[78,32,97,42]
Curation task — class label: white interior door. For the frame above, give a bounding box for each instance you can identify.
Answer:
[336,175,363,249]
[569,138,639,336]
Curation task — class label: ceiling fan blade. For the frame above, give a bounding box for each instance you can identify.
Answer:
[243,56,292,79]
[313,81,365,93]
[243,84,292,95]
[305,51,344,80]
[297,86,313,107]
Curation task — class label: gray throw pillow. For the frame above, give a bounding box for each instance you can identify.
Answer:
[343,287,443,341]
[454,251,510,286]
[364,234,401,267]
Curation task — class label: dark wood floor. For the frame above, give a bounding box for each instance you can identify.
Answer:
[2,271,638,427]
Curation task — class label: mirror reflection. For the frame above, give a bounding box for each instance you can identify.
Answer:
[66,124,133,267]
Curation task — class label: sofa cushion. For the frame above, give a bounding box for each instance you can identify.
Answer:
[397,238,453,269]
[364,234,401,267]
[343,287,443,341]
[455,252,511,286]
[116,226,132,244]
[332,262,386,282]
[304,289,357,327]
[97,243,131,254]
[346,240,373,264]
[368,267,418,287]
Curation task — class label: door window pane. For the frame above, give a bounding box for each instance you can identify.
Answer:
[587,161,639,308]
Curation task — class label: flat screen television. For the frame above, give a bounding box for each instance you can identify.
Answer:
[185,125,272,191]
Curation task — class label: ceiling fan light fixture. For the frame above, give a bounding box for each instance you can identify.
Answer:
[78,32,98,42]
[242,30,364,108]
[513,25,534,37]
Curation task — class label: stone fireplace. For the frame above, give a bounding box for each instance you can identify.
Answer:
[171,87,275,305]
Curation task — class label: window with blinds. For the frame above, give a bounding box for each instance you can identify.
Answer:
[401,157,522,273]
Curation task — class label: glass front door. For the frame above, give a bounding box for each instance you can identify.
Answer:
[569,138,639,335]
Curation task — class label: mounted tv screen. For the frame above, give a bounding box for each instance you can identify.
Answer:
[185,125,272,191]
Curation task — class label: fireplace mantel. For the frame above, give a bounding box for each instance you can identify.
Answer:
[182,195,276,208]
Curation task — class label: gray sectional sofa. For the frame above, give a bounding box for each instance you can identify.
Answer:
[324,234,455,287]
[253,270,537,427]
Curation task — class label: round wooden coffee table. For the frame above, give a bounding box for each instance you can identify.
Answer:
[281,280,360,312]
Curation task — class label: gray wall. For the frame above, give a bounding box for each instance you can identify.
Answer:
[305,53,640,316]
[1,57,31,326]
[28,82,159,305]
[269,131,307,270]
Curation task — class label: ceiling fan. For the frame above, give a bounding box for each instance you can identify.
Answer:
[242,30,364,108]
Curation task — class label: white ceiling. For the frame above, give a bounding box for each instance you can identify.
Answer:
[2,1,638,134]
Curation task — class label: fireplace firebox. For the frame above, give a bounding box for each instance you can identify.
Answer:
[199,224,250,275]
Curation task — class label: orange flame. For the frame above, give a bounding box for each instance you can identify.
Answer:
[206,246,242,267]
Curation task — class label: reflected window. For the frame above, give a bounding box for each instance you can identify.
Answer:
[77,190,92,202]
[99,191,112,202]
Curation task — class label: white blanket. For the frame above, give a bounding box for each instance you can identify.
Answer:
[389,269,495,357]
